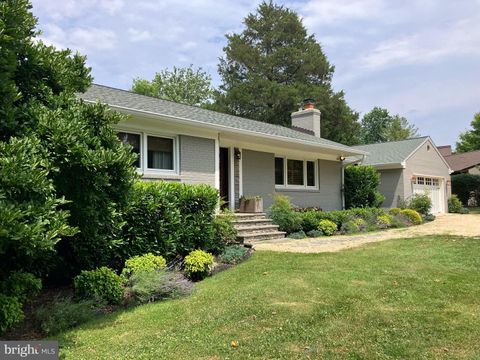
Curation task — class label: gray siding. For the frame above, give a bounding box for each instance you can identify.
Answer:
[403,139,451,212]
[242,150,276,207]
[378,169,404,208]
[179,135,215,187]
[242,150,343,210]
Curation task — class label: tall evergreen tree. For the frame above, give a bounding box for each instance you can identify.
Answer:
[456,112,480,153]
[215,1,360,145]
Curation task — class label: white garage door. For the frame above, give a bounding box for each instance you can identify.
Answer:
[412,176,444,213]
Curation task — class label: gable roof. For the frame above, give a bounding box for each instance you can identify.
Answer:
[78,84,365,156]
[444,150,480,172]
[352,137,429,166]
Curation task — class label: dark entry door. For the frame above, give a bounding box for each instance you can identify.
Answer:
[219,147,229,207]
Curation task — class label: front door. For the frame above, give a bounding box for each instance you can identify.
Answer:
[219,147,229,208]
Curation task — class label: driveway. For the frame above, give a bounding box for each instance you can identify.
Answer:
[251,214,480,253]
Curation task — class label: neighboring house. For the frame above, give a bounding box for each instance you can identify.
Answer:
[79,85,366,211]
[350,137,452,213]
[439,145,480,175]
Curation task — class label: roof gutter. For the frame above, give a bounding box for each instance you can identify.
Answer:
[82,100,368,157]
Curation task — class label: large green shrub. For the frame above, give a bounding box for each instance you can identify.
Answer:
[74,267,123,304]
[0,295,24,334]
[183,250,214,281]
[408,193,432,215]
[0,137,76,279]
[0,0,137,279]
[344,165,383,209]
[451,173,480,205]
[448,195,463,213]
[267,195,302,234]
[121,181,219,260]
[121,253,166,279]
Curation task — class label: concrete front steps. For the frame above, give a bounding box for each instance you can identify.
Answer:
[231,213,286,244]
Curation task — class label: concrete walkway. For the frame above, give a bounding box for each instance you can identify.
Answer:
[251,214,480,253]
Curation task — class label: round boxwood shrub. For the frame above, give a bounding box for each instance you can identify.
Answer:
[400,209,422,225]
[183,250,214,281]
[0,295,24,334]
[121,253,167,279]
[318,219,337,236]
[459,207,470,214]
[267,195,302,234]
[74,267,123,304]
[423,214,436,222]
[287,230,307,239]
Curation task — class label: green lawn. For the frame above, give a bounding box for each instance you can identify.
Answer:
[469,207,480,214]
[57,236,480,359]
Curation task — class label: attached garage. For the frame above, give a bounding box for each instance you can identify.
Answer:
[351,137,453,213]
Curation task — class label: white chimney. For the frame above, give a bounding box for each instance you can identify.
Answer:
[291,98,321,138]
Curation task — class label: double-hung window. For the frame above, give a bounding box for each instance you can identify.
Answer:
[117,131,177,173]
[275,157,318,189]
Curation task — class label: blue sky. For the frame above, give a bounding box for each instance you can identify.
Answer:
[31,0,480,147]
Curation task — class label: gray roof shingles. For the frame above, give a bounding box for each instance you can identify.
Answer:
[78,84,362,154]
[352,137,429,165]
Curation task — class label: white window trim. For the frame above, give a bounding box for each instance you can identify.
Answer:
[274,156,319,190]
[117,130,179,175]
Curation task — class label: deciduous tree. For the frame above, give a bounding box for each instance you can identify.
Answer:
[456,112,480,153]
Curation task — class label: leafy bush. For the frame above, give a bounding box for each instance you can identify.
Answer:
[126,271,194,304]
[388,208,402,216]
[300,210,321,233]
[35,297,98,336]
[451,173,480,205]
[0,295,24,334]
[219,245,248,264]
[448,195,463,213]
[344,165,383,208]
[183,250,214,281]
[318,219,337,236]
[287,230,307,239]
[212,212,238,250]
[74,267,123,304]
[0,137,77,279]
[423,214,436,222]
[459,207,470,214]
[408,193,432,215]
[377,215,392,229]
[306,229,323,238]
[121,253,166,279]
[267,195,302,234]
[121,181,219,261]
[0,272,42,303]
[400,209,422,225]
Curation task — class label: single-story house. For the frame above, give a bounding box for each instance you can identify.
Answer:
[439,145,480,175]
[79,84,367,211]
[349,137,452,213]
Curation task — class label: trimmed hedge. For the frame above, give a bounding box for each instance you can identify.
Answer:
[121,181,219,261]
[344,165,384,209]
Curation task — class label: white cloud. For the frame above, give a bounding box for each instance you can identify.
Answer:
[32,0,125,19]
[127,28,153,42]
[358,16,480,71]
[40,24,117,53]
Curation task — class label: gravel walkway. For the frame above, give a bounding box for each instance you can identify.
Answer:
[251,214,480,253]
